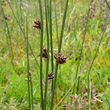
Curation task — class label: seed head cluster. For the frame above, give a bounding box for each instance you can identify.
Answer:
[54,53,66,65]
[48,72,54,80]
[33,19,41,29]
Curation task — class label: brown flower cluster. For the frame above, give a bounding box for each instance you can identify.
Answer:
[39,48,48,58]
[33,19,41,29]
[48,72,54,80]
[54,53,66,65]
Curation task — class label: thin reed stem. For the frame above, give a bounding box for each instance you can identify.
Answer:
[50,0,69,109]
[58,0,69,53]
[44,0,50,109]
[38,0,44,109]
[26,16,31,110]
[30,75,34,110]
[49,0,54,72]
[54,0,59,46]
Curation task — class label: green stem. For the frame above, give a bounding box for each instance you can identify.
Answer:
[49,0,54,72]
[26,16,31,110]
[30,75,34,110]
[50,65,58,110]
[38,0,44,109]
[44,0,50,109]
[50,0,69,109]
[54,0,59,47]
[58,0,69,53]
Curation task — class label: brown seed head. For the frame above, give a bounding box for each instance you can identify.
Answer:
[39,48,48,58]
[33,19,41,29]
[48,72,54,80]
[54,53,66,65]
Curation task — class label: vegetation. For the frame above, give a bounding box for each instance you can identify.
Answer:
[0,0,110,110]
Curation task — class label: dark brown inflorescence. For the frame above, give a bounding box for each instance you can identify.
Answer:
[39,48,48,58]
[54,53,66,65]
[48,72,54,80]
[33,19,41,29]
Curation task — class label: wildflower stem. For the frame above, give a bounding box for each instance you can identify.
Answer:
[26,16,31,110]
[49,0,54,72]
[50,0,69,109]
[38,0,44,109]
[58,0,69,53]
[30,74,34,110]
[44,0,50,109]
[54,0,59,46]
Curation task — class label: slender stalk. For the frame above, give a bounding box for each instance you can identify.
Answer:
[38,0,44,109]
[49,0,54,72]
[26,16,31,110]
[30,74,34,110]
[6,0,40,69]
[44,0,50,109]
[58,0,69,53]
[50,0,69,109]
[54,0,59,46]
[50,65,58,110]
[87,30,106,110]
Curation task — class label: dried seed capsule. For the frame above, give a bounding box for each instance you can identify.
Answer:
[33,19,41,29]
[54,53,66,65]
[48,72,54,80]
